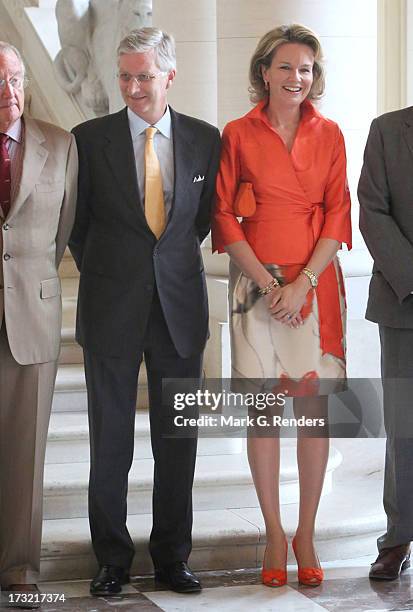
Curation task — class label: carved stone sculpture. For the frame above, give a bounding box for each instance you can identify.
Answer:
[54,0,152,115]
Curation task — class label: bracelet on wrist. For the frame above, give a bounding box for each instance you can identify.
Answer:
[300,267,318,288]
[258,277,280,296]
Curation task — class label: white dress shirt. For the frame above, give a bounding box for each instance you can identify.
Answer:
[127,106,174,217]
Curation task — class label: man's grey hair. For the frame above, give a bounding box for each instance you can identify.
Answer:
[117,27,176,72]
[0,41,26,76]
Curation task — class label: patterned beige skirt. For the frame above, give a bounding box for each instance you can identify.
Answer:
[229,259,347,397]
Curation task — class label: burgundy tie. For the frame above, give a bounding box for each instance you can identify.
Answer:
[0,133,11,218]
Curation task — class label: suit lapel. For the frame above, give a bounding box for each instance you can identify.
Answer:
[103,108,146,224]
[167,108,196,230]
[103,107,198,236]
[8,116,48,221]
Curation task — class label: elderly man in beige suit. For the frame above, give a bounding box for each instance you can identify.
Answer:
[0,42,77,608]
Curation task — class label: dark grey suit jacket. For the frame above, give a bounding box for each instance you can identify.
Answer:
[358,107,413,327]
[69,107,221,359]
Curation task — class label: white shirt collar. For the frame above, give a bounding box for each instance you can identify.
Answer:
[3,117,22,143]
[127,106,172,140]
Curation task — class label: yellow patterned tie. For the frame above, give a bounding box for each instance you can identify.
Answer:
[144,126,166,239]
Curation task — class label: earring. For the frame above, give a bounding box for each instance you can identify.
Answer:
[264,80,269,90]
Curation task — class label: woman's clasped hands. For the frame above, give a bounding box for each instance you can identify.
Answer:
[264,276,311,328]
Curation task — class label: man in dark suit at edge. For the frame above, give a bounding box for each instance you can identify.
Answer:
[359,108,413,580]
[69,27,221,595]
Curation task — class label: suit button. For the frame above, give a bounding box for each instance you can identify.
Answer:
[3,253,10,261]
[3,223,9,230]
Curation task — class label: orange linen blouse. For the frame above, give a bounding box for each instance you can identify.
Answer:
[212,99,352,359]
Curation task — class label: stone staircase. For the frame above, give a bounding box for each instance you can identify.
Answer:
[0,0,388,584]
[37,250,387,582]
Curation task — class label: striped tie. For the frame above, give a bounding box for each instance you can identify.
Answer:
[144,127,166,239]
[0,133,11,218]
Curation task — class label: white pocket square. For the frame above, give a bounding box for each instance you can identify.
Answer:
[193,174,205,183]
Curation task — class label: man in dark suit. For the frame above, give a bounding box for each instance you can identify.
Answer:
[69,27,220,595]
[359,109,413,580]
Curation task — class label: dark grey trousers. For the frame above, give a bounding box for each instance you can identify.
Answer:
[84,291,202,570]
[378,325,413,550]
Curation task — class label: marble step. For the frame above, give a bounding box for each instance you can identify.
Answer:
[52,364,149,412]
[42,453,259,520]
[53,364,86,412]
[39,446,386,582]
[59,250,78,278]
[58,278,80,365]
[61,276,79,300]
[59,297,82,365]
[42,444,342,520]
[46,411,243,464]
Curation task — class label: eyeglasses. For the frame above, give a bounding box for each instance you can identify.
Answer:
[0,75,28,92]
[117,71,167,85]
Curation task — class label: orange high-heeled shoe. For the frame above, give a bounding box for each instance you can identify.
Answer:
[292,536,324,586]
[261,539,288,587]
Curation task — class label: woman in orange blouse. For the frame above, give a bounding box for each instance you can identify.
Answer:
[212,24,351,587]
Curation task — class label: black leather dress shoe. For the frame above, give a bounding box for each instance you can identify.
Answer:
[90,565,130,595]
[369,543,411,581]
[154,561,202,593]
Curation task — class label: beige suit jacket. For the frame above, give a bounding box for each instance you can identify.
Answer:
[0,116,78,365]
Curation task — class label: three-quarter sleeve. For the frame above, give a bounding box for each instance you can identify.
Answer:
[319,127,352,249]
[211,123,246,252]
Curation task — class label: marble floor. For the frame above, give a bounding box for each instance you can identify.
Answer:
[1,557,412,612]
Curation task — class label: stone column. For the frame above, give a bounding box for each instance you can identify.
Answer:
[152,0,217,125]
[379,0,406,112]
[405,0,413,107]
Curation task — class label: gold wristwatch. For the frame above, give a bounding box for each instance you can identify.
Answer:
[301,267,318,288]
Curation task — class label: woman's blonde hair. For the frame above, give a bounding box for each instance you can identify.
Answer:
[249,24,325,103]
